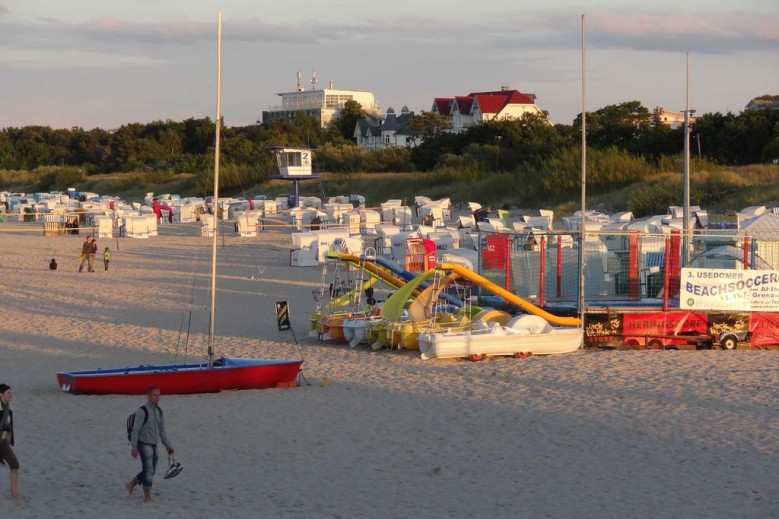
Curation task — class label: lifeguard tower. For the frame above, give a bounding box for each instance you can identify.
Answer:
[266,146,321,208]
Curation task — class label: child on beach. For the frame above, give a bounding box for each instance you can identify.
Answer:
[103,247,111,271]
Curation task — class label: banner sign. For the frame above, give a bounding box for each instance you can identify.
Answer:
[482,233,509,270]
[681,268,779,311]
[275,301,291,330]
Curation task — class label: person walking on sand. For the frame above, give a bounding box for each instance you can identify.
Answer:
[78,236,97,272]
[102,247,111,271]
[126,387,174,502]
[89,236,98,272]
[0,384,20,500]
[78,236,92,272]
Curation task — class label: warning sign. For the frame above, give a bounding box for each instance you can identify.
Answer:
[275,301,291,330]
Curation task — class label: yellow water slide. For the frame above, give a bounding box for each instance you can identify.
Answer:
[406,272,459,321]
[438,263,581,327]
[324,277,378,310]
[380,270,437,321]
[336,254,423,295]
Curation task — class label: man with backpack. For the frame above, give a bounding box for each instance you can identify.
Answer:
[125,387,174,502]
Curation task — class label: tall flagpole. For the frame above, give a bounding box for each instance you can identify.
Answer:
[682,52,692,266]
[578,13,587,336]
[208,11,222,366]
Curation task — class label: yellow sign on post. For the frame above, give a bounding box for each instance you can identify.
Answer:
[275,301,291,331]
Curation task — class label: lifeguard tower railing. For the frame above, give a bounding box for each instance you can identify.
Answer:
[471,229,779,307]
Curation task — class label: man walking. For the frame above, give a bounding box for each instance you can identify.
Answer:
[125,387,174,502]
[78,236,92,272]
[89,236,98,272]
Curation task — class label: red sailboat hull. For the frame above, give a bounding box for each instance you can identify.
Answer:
[56,357,302,395]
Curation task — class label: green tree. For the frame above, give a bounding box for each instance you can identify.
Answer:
[410,132,463,171]
[727,108,779,164]
[9,126,55,169]
[573,100,653,153]
[690,110,779,165]
[0,131,17,169]
[329,100,365,142]
[181,117,214,155]
[406,111,453,145]
[638,115,682,164]
[761,120,779,162]
[293,112,325,148]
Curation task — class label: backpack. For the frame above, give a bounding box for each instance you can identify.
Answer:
[127,407,148,444]
[126,406,163,444]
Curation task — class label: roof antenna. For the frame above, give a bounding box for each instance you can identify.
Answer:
[296,71,303,92]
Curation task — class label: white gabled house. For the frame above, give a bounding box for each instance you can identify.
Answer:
[432,87,546,132]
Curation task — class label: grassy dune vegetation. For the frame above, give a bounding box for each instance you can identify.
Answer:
[292,164,779,216]
[2,161,777,217]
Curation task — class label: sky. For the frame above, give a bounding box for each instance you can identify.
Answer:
[1,0,777,130]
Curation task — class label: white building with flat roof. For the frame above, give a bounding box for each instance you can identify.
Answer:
[263,88,380,128]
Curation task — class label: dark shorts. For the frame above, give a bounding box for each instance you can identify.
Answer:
[0,441,19,470]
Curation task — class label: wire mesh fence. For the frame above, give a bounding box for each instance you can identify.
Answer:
[471,229,779,304]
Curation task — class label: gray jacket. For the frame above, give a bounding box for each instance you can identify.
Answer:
[130,403,171,449]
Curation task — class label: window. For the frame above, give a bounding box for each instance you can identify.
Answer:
[285,152,301,167]
[325,94,354,109]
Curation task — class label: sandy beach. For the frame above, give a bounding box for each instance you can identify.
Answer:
[0,221,777,519]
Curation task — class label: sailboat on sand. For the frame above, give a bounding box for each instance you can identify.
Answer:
[56,13,302,395]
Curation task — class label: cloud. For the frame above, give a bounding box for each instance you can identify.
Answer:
[4,9,770,69]
[464,10,779,54]
[77,16,377,47]
[580,10,779,54]
[0,14,470,74]
[0,48,164,70]
[1,7,776,129]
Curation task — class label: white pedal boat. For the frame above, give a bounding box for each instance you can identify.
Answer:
[417,314,583,361]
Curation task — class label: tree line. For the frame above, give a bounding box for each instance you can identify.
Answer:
[410,101,779,171]
[1,99,777,192]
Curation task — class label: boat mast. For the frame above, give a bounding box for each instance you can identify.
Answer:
[682,52,692,266]
[578,13,587,336]
[208,11,222,366]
